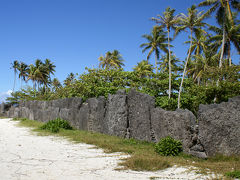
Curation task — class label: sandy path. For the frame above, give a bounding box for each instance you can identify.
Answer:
[0,118,215,180]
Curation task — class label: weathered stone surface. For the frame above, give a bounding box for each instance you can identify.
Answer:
[104,92,128,137]
[189,151,207,159]
[0,103,8,116]
[86,96,106,133]
[69,97,83,109]
[198,96,240,156]
[127,89,155,141]
[75,103,89,130]
[51,98,82,109]
[151,108,196,152]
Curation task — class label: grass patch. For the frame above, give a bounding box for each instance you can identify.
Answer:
[40,118,73,133]
[225,170,240,178]
[0,116,8,119]
[12,117,240,177]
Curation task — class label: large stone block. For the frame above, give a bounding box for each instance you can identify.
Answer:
[104,90,128,137]
[127,89,155,141]
[69,97,83,109]
[151,108,196,152]
[198,96,240,156]
[51,98,82,109]
[0,103,9,116]
[59,108,78,127]
[74,103,89,130]
[86,96,106,133]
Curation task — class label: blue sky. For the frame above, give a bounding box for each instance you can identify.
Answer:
[0,0,239,101]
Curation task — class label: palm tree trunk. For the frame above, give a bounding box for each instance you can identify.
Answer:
[216,20,226,89]
[13,71,16,93]
[178,29,193,109]
[168,29,172,99]
[219,25,225,69]
[228,48,232,66]
[155,53,158,74]
[214,13,226,103]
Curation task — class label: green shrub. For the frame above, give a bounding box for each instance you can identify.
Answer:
[155,136,182,156]
[225,170,240,178]
[40,118,73,133]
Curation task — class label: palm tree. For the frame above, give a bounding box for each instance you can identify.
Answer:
[27,64,37,90]
[133,60,154,78]
[44,59,56,77]
[99,50,125,69]
[198,0,240,68]
[159,53,182,75]
[11,60,19,92]
[52,78,62,90]
[185,30,209,56]
[64,73,75,86]
[208,15,240,66]
[152,7,180,98]
[175,5,207,108]
[140,26,168,73]
[18,62,28,89]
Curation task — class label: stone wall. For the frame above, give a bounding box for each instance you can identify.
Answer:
[6,89,240,158]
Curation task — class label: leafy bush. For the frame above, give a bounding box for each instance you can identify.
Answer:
[155,136,182,156]
[225,170,240,178]
[40,118,73,133]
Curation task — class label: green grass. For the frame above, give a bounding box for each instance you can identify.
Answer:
[12,117,240,178]
[225,170,240,178]
[0,116,8,119]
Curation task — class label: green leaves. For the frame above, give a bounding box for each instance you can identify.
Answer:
[155,136,183,156]
[40,118,73,133]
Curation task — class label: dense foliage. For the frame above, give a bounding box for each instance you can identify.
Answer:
[40,118,73,133]
[155,136,183,156]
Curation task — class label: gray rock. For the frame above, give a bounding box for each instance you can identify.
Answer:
[86,96,106,133]
[151,108,196,152]
[198,96,240,156]
[189,151,207,159]
[59,108,78,127]
[75,103,89,130]
[0,103,6,116]
[52,98,82,109]
[127,89,155,141]
[116,89,126,95]
[69,97,83,109]
[104,93,128,137]
[190,144,204,152]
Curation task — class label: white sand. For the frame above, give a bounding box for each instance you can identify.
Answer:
[0,118,217,180]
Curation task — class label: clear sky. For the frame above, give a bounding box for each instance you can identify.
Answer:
[0,0,239,100]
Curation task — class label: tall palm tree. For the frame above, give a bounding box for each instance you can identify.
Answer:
[152,7,180,98]
[18,62,28,89]
[11,60,19,92]
[198,0,240,68]
[133,60,154,78]
[99,50,125,69]
[175,5,207,108]
[208,15,240,66]
[140,26,168,73]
